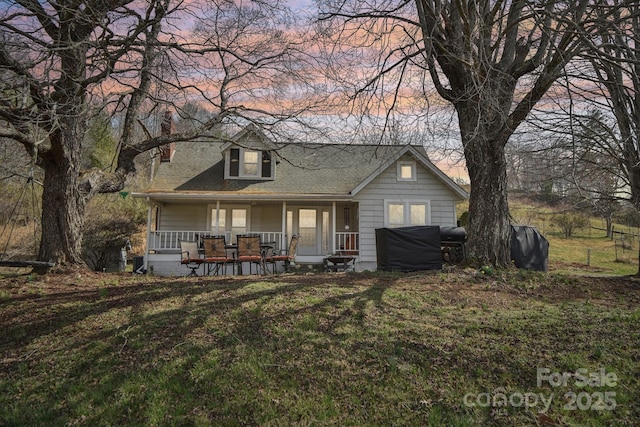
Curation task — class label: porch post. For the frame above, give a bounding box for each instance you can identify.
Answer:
[332,202,336,254]
[215,201,220,235]
[143,199,152,271]
[281,201,287,250]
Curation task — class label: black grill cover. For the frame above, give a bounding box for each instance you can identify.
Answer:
[375,226,442,272]
[511,226,549,272]
[440,226,466,242]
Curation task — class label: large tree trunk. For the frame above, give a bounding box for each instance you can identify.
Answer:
[467,144,511,267]
[464,140,512,267]
[456,92,513,267]
[38,127,88,266]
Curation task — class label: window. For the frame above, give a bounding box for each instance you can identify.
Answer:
[397,161,416,181]
[385,200,430,227]
[209,206,250,241]
[227,147,273,179]
[299,209,317,247]
[410,204,427,225]
[388,203,405,228]
[243,150,259,176]
[231,208,247,238]
[211,208,226,233]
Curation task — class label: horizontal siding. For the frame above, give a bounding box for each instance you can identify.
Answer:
[159,204,209,230]
[354,156,461,263]
[158,203,283,233]
[249,205,282,231]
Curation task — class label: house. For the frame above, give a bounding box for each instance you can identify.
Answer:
[133,126,468,275]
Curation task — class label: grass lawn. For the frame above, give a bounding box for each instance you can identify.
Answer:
[1,270,639,426]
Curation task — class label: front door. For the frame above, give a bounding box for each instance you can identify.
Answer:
[291,208,331,256]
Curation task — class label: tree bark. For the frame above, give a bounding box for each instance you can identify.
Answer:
[38,123,88,266]
[457,97,513,266]
[465,145,511,266]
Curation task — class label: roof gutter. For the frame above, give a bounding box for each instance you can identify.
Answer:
[131,192,354,202]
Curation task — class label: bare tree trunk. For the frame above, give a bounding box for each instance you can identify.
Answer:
[38,124,88,266]
[465,144,511,267]
[458,99,512,266]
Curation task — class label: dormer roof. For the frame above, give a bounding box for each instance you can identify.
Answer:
[220,124,277,152]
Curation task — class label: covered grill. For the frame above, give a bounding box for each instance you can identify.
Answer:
[440,226,466,264]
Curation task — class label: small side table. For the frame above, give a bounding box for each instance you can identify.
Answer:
[324,255,355,272]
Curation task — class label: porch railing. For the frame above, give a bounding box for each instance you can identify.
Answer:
[334,232,359,254]
[148,230,359,255]
[149,230,284,252]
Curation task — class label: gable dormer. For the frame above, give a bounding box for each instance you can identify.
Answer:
[222,125,275,180]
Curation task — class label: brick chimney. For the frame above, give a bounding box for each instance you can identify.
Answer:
[159,110,175,162]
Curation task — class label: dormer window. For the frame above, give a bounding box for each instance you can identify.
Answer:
[243,150,259,176]
[227,147,273,179]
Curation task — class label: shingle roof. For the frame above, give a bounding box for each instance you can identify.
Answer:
[142,135,467,200]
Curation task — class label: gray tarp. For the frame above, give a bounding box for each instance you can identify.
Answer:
[375,226,442,272]
[511,225,549,272]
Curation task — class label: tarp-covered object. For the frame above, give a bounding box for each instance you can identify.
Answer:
[511,226,549,271]
[440,226,466,243]
[440,226,466,264]
[375,226,442,271]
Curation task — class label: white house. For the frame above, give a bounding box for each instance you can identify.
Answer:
[133,126,468,275]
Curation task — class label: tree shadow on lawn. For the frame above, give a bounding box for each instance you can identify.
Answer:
[2,271,639,425]
[1,273,440,423]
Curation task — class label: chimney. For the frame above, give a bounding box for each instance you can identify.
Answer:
[159,110,175,162]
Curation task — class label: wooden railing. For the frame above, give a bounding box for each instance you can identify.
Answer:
[149,231,202,251]
[334,232,359,254]
[149,231,284,252]
[148,230,359,255]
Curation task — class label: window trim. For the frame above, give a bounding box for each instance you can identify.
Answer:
[397,160,417,181]
[242,150,259,177]
[384,200,431,228]
[208,204,252,239]
[226,147,274,180]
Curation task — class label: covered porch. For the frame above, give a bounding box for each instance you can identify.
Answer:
[141,198,360,276]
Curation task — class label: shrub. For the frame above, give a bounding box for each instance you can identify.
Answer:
[551,212,589,238]
[82,195,146,271]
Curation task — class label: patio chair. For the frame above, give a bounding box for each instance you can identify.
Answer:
[265,234,298,273]
[235,234,263,274]
[179,239,203,276]
[202,235,234,275]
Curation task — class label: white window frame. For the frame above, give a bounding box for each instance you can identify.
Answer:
[397,161,417,181]
[384,200,431,227]
[225,147,274,180]
[241,150,260,177]
[208,204,252,240]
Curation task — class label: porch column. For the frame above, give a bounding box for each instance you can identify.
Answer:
[214,201,220,235]
[332,202,336,254]
[281,202,287,250]
[143,200,152,271]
